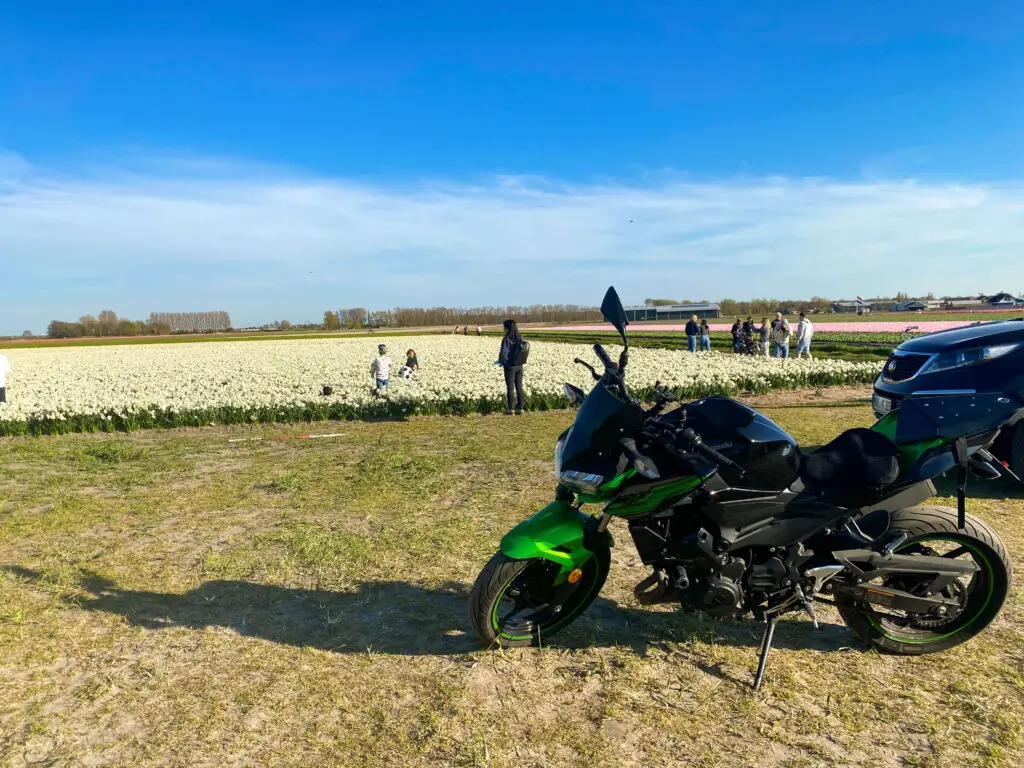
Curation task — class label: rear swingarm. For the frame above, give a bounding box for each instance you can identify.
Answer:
[833,547,978,590]
[830,582,962,614]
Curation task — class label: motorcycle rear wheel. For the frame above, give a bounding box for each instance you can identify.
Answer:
[468,547,610,648]
[836,505,1011,655]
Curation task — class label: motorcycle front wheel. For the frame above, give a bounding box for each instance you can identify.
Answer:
[836,505,1012,655]
[468,547,610,648]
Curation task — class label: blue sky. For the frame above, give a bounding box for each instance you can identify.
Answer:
[2,1,1024,333]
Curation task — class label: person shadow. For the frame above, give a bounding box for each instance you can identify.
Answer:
[5,565,861,684]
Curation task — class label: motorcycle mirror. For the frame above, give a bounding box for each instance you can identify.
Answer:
[619,437,659,479]
[601,286,629,346]
[634,455,660,480]
[562,382,586,407]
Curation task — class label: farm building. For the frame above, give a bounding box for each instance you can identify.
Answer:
[625,302,721,321]
[831,301,872,314]
[871,302,899,313]
[943,297,986,309]
[896,300,933,312]
[986,292,1024,307]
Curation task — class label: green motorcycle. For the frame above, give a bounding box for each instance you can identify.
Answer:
[469,287,1017,687]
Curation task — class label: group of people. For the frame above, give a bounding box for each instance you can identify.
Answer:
[369,346,419,391]
[371,319,529,415]
[683,316,714,352]
[368,308,815,414]
[453,325,483,336]
[685,312,814,359]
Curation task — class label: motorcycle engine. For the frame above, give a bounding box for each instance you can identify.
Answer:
[698,576,745,617]
[688,557,746,617]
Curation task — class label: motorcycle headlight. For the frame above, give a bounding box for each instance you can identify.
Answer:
[918,343,1019,376]
[558,470,606,494]
[554,434,568,477]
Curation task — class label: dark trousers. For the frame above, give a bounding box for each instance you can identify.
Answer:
[503,365,525,413]
[0,387,5,403]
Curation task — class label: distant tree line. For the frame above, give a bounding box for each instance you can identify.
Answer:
[716,297,832,317]
[324,305,603,329]
[46,310,231,339]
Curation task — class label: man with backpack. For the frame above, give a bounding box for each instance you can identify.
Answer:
[497,319,529,415]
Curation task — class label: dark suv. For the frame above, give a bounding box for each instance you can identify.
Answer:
[873,318,1024,476]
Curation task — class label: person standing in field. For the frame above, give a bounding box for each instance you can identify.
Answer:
[0,351,10,404]
[699,318,711,351]
[730,317,744,352]
[772,318,792,359]
[759,317,771,357]
[476,325,482,336]
[796,312,814,359]
[370,344,392,391]
[685,314,700,353]
[497,319,528,415]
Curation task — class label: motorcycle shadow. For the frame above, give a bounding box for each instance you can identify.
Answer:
[578,597,860,684]
[4,566,480,656]
[6,565,859,682]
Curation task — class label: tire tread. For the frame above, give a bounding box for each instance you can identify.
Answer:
[468,549,610,648]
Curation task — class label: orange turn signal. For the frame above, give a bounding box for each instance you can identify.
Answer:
[567,568,583,584]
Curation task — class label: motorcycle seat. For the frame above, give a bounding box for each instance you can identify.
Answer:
[799,428,900,493]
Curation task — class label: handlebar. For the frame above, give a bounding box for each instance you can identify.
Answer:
[681,428,745,476]
[573,358,601,381]
[593,343,615,370]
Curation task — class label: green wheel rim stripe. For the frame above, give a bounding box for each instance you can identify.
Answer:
[490,582,535,641]
[490,561,601,642]
[865,535,996,644]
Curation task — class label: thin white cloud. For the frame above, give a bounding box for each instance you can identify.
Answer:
[2,153,1024,332]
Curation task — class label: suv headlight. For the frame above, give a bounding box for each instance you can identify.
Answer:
[918,343,1019,376]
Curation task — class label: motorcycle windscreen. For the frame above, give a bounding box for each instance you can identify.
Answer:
[894,393,1024,444]
[560,382,642,472]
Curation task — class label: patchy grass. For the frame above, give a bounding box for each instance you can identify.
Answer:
[264,472,304,494]
[0,390,1022,767]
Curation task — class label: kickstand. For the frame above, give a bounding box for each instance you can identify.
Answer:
[753,614,778,691]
